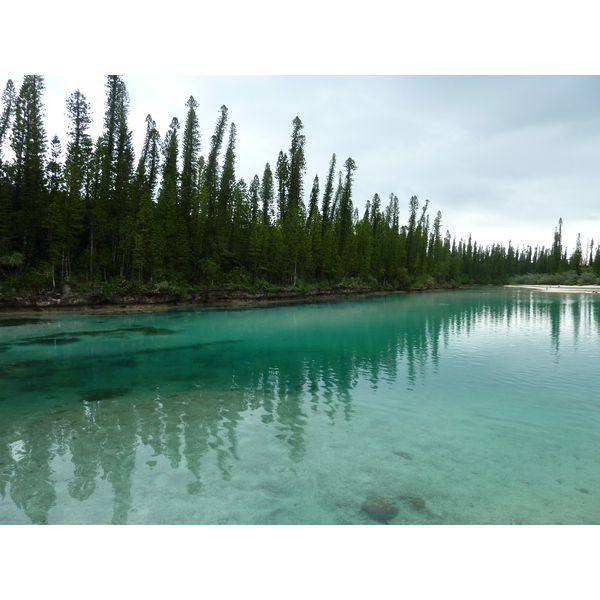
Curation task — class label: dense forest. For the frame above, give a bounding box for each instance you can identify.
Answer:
[1,75,599,296]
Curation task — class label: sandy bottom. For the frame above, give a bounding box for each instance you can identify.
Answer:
[1,379,598,525]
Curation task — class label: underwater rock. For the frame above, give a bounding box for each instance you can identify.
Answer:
[0,361,56,379]
[411,497,426,509]
[134,327,177,336]
[0,318,51,327]
[109,358,137,368]
[361,495,399,523]
[78,387,132,402]
[24,336,81,345]
[393,451,413,460]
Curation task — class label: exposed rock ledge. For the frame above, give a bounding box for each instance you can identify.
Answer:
[0,285,393,314]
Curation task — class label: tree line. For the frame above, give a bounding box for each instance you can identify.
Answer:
[1,75,598,294]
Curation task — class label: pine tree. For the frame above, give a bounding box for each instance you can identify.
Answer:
[248,174,260,224]
[84,136,107,279]
[275,151,289,221]
[354,206,373,279]
[45,135,67,287]
[323,169,344,280]
[308,208,323,281]
[189,154,206,277]
[260,163,274,226]
[97,76,135,276]
[181,96,201,218]
[405,195,419,275]
[131,189,157,281]
[47,136,63,198]
[280,117,308,285]
[338,157,357,266]
[217,122,237,251]
[245,175,261,277]
[550,218,563,273]
[64,90,93,204]
[288,116,306,216]
[593,247,600,276]
[248,208,270,282]
[0,79,16,160]
[156,117,180,275]
[131,115,161,281]
[202,105,229,258]
[179,96,201,272]
[228,178,250,271]
[307,174,319,227]
[414,199,430,277]
[41,91,92,281]
[11,75,48,266]
[0,79,16,257]
[381,194,401,285]
[134,114,161,201]
[570,232,583,274]
[321,153,336,237]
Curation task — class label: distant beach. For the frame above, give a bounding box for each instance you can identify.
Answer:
[505,285,600,294]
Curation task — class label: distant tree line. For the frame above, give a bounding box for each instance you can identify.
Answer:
[1,76,599,293]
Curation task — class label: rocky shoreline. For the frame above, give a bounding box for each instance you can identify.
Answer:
[0,285,400,315]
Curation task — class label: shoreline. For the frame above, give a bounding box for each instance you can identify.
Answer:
[505,284,600,294]
[0,286,408,316]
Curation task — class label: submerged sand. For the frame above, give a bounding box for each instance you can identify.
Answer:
[506,285,600,294]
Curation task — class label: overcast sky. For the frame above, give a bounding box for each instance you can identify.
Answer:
[2,74,599,255]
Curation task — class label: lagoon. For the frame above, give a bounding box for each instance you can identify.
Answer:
[1,288,599,524]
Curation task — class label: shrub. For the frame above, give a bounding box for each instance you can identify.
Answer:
[562,270,580,285]
[413,275,435,290]
[11,264,53,294]
[578,272,599,285]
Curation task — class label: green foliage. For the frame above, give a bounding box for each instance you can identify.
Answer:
[412,275,436,290]
[11,75,48,263]
[10,263,54,294]
[0,79,17,153]
[509,269,600,286]
[0,77,593,298]
[0,251,25,281]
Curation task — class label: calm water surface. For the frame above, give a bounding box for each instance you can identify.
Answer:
[1,288,599,524]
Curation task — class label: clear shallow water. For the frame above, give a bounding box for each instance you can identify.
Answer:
[0,288,599,525]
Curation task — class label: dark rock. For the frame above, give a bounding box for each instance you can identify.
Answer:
[0,318,51,327]
[361,495,399,523]
[393,450,413,460]
[411,497,426,509]
[78,387,132,402]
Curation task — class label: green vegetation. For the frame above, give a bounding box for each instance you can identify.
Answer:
[0,76,597,298]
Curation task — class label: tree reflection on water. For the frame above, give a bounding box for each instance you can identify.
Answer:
[0,290,598,524]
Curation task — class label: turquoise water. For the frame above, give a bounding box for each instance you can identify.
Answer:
[0,288,599,525]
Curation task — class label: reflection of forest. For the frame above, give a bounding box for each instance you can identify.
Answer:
[1,291,598,523]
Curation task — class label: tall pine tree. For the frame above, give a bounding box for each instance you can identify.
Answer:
[0,79,16,257]
[10,75,48,267]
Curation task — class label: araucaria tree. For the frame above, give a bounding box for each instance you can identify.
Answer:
[11,75,48,267]
[94,75,134,278]
[1,75,594,294]
[45,90,93,283]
